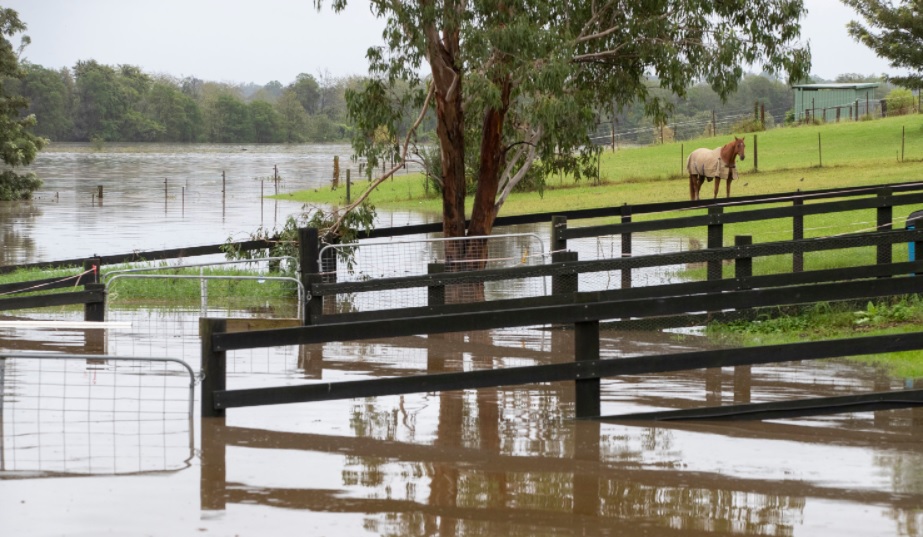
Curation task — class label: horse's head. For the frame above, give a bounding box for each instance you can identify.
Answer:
[733,136,746,161]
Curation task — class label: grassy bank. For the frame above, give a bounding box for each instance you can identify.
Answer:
[278,114,923,214]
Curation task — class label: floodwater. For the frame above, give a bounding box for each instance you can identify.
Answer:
[2,144,923,536]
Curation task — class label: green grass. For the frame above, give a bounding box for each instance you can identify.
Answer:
[706,297,923,377]
[0,263,299,308]
[277,114,923,215]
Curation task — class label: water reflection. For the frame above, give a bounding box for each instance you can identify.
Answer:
[184,327,923,536]
[0,200,39,265]
[5,145,923,535]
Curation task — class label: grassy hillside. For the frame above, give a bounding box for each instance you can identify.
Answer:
[278,114,923,215]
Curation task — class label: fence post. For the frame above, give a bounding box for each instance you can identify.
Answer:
[200,317,227,419]
[753,135,758,172]
[84,283,106,322]
[574,320,600,418]
[793,194,804,273]
[877,187,893,267]
[82,257,101,285]
[551,215,567,253]
[551,215,578,295]
[299,227,322,324]
[707,206,724,281]
[620,204,633,289]
[84,256,106,323]
[552,251,578,295]
[200,419,227,511]
[734,235,753,289]
[428,263,445,306]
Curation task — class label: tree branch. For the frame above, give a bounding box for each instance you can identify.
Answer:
[327,82,436,238]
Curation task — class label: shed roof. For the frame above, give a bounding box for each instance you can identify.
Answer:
[792,83,880,90]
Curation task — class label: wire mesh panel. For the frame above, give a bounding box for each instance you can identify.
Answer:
[0,354,194,476]
[319,234,548,311]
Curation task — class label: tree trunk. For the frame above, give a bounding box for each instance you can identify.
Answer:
[423,17,466,245]
[468,75,512,240]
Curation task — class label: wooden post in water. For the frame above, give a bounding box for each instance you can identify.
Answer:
[730,233,753,405]
[620,204,633,290]
[200,318,227,419]
[200,419,227,511]
[550,216,578,296]
[299,227,322,324]
[574,320,600,418]
[427,263,445,307]
[83,283,106,322]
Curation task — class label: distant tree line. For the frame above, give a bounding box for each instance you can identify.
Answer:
[9,61,366,143]
[9,55,902,149]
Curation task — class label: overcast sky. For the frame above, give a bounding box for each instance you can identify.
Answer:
[4,0,908,86]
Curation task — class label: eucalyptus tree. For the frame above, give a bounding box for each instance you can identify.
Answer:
[841,0,923,89]
[0,7,46,199]
[320,0,810,258]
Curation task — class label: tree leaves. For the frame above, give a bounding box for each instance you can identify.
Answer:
[0,7,46,200]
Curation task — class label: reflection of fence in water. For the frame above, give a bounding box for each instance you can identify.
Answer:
[319,234,548,311]
[0,354,194,476]
[570,234,699,291]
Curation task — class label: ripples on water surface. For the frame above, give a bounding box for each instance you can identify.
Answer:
[0,142,431,265]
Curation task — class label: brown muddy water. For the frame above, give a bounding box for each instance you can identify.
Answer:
[2,145,923,536]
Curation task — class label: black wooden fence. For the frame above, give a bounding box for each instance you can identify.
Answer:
[199,181,923,420]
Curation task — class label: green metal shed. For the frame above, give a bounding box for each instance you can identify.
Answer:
[792,83,879,122]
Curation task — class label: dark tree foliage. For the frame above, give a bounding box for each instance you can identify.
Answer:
[842,0,923,89]
[0,8,46,200]
[321,0,811,254]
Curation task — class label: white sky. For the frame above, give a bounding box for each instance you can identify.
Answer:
[3,0,909,85]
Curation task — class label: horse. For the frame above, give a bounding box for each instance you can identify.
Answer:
[686,136,746,201]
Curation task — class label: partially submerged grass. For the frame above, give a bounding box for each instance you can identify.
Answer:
[707,297,923,377]
[0,262,300,309]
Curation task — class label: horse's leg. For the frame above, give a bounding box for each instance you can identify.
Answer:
[726,178,733,198]
[694,176,705,200]
[713,177,721,199]
[689,175,695,200]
